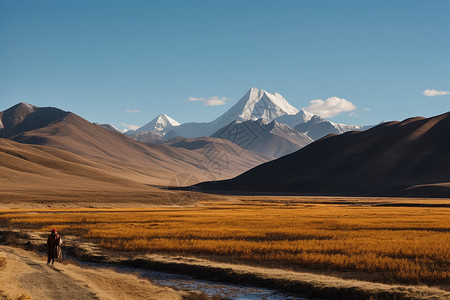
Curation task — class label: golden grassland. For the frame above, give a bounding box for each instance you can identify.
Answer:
[0,256,5,269]
[0,198,449,285]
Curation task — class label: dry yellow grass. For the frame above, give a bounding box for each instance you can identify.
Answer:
[0,256,6,269]
[1,198,449,285]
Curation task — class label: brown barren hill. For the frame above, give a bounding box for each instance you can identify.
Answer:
[0,138,164,202]
[0,103,270,201]
[196,112,450,197]
[167,136,274,176]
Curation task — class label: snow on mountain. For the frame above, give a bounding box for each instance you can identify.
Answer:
[295,115,369,140]
[274,109,314,128]
[211,87,299,129]
[127,88,369,141]
[126,114,180,136]
[165,88,301,139]
[128,131,166,144]
[164,121,212,139]
[266,121,314,146]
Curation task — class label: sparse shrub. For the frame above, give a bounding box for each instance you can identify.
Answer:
[3,232,19,246]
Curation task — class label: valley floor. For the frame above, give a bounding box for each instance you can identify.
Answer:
[0,246,196,300]
[0,195,449,300]
[1,242,448,300]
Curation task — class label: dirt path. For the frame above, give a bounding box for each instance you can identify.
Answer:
[1,229,449,300]
[0,246,189,300]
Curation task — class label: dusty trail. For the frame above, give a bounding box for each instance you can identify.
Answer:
[1,229,449,300]
[0,246,188,300]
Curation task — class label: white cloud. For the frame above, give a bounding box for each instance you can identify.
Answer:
[303,96,356,118]
[187,96,229,106]
[188,97,205,101]
[422,89,450,97]
[126,109,139,113]
[363,108,371,111]
[120,122,140,131]
[205,96,229,106]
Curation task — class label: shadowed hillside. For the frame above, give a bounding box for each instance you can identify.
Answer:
[196,112,450,197]
[211,119,313,158]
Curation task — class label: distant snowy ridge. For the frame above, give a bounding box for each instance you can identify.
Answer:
[295,115,371,140]
[274,109,314,128]
[135,87,306,138]
[126,113,180,136]
[128,87,369,141]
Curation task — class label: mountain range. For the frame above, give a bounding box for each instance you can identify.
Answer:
[127,87,367,157]
[1,95,448,199]
[196,112,450,197]
[0,102,271,201]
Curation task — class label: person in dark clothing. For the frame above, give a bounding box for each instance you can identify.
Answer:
[47,228,61,265]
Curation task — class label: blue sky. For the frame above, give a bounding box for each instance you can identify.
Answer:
[1,0,449,131]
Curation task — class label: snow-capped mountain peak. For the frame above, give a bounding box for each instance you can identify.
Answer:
[126,114,180,135]
[243,87,299,120]
[211,87,299,128]
[125,88,370,142]
[154,114,181,128]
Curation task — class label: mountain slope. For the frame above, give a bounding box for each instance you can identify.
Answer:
[95,123,120,132]
[196,112,450,197]
[274,110,314,128]
[295,115,369,140]
[129,131,166,144]
[0,138,162,202]
[167,136,273,180]
[266,121,314,146]
[0,103,271,187]
[211,119,313,157]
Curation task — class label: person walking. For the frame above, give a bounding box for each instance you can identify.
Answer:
[47,228,62,265]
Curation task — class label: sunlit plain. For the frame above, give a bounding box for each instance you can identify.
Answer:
[1,198,449,285]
